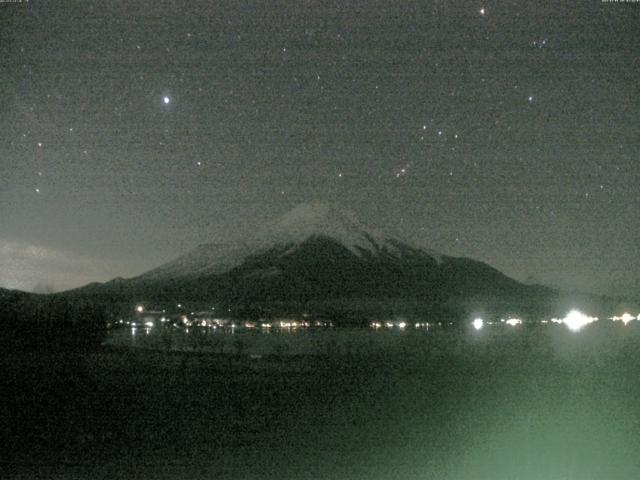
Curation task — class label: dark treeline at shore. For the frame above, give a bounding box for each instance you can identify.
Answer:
[0,289,107,351]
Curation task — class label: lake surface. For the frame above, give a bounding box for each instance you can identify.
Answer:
[5,321,640,479]
[104,323,459,356]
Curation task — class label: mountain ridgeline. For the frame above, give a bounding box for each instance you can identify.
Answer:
[69,202,569,322]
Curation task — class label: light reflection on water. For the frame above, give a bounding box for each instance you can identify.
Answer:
[104,317,640,359]
[105,324,443,356]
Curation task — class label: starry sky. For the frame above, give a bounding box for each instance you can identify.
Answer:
[1,0,639,297]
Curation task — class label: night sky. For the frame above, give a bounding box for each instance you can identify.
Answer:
[1,0,639,297]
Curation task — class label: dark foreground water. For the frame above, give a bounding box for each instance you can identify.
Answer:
[3,323,640,479]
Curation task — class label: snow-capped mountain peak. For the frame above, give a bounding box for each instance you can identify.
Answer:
[258,201,389,255]
[136,201,441,281]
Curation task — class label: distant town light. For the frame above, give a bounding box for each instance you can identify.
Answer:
[505,318,522,327]
[472,318,484,330]
[563,309,597,331]
[621,313,634,325]
[611,313,634,325]
[136,305,144,313]
[144,321,154,328]
[398,322,407,329]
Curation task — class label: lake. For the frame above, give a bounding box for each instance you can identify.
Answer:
[5,320,640,479]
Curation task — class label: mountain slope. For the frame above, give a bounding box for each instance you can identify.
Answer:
[68,202,559,321]
[135,202,442,282]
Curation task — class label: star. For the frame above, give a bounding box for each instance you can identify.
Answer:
[163,96,170,104]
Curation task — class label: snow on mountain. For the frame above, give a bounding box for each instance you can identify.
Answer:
[136,201,442,281]
[135,242,255,281]
[261,202,392,255]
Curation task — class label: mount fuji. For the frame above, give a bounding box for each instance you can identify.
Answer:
[72,202,555,320]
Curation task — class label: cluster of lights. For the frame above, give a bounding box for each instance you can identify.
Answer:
[504,318,522,327]
[130,304,639,338]
[548,310,598,331]
[471,312,604,332]
[611,313,638,325]
[369,321,416,330]
[278,320,312,328]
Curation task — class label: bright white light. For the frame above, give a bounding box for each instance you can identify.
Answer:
[480,7,485,15]
[563,309,597,331]
[612,313,635,325]
[163,96,170,104]
[144,321,154,328]
[505,318,522,327]
[136,305,144,313]
[398,322,407,329]
[621,313,634,325]
[472,318,484,330]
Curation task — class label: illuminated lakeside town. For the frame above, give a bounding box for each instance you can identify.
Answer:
[120,304,640,336]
